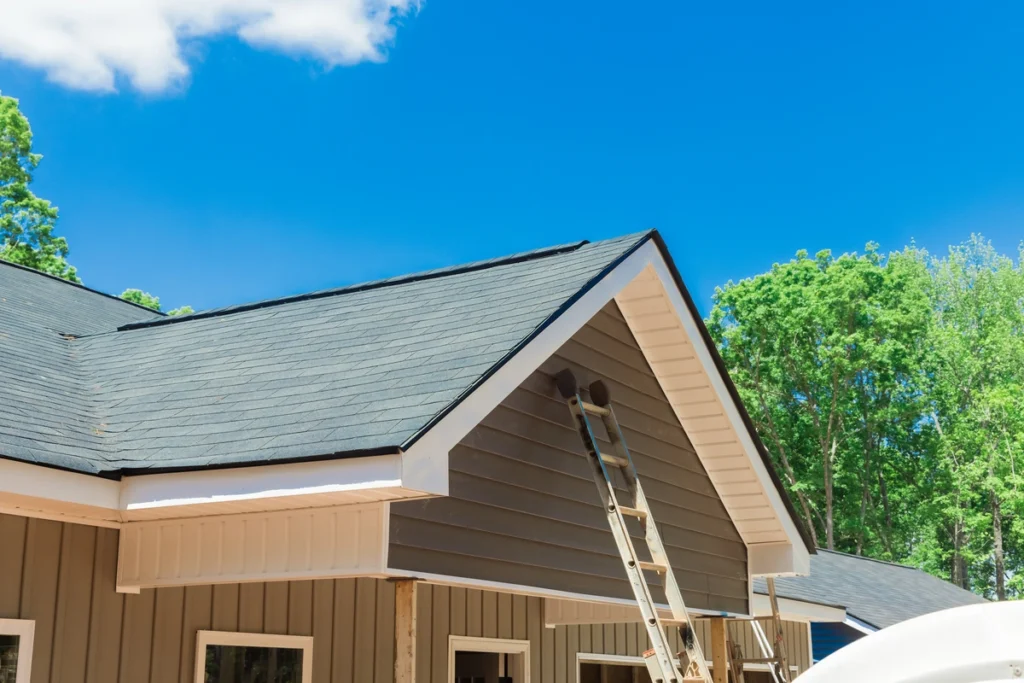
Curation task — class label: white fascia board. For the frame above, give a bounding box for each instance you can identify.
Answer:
[750,593,847,623]
[844,615,878,635]
[119,452,404,512]
[749,542,811,577]
[400,242,658,497]
[0,458,120,510]
[646,250,811,571]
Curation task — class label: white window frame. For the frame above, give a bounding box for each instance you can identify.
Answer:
[449,635,531,683]
[193,630,313,683]
[575,652,798,681]
[0,618,35,683]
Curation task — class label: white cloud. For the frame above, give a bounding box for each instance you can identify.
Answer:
[0,0,417,93]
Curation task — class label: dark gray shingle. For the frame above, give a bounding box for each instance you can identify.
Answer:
[0,263,161,473]
[0,233,648,475]
[754,549,986,629]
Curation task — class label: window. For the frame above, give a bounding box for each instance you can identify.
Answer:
[194,631,312,683]
[449,636,530,683]
[579,661,650,683]
[0,619,35,683]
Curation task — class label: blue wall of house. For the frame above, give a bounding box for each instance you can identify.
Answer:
[810,622,868,662]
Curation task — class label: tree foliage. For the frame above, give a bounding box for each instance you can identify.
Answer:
[2,93,191,311]
[120,288,161,310]
[709,236,1024,600]
[119,289,194,316]
[0,94,78,282]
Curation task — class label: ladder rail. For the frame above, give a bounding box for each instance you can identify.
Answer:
[597,407,713,683]
[555,369,712,683]
[563,391,684,682]
[750,621,781,683]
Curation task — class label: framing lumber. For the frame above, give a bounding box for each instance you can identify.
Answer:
[395,579,418,683]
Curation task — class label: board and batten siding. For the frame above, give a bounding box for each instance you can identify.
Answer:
[0,512,806,683]
[389,301,749,614]
[0,513,399,683]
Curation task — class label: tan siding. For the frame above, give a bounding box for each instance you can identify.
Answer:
[390,302,748,613]
[0,524,798,683]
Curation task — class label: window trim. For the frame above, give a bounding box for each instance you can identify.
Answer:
[0,618,35,683]
[448,635,531,683]
[193,630,313,683]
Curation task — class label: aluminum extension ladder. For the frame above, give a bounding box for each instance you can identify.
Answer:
[726,577,792,683]
[556,369,712,683]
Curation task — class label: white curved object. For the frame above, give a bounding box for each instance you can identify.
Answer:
[795,601,1024,683]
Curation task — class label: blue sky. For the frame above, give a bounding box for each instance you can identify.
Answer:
[2,1,1023,314]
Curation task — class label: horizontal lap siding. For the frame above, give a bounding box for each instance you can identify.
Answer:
[390,302,748,614]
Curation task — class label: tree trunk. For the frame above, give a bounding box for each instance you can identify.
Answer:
[824,438,835,550]
[744,372,821,549]
[991,488,1005,600]
[952,517,968,590]
[877,470,893,556]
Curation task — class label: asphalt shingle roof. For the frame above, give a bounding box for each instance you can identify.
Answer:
[754,549,986,629]
[0,262,162,473]
[0,233,648,476]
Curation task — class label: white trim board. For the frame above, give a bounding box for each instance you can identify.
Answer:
[119,452,419,520]
[843,615,878,635]
[449,636,530,683]
[401,241,658,498]
[0,453,431,527]
[0,618,36,683]
[750,594,847,623]
[193,630,313,683]
[615,246,809,573]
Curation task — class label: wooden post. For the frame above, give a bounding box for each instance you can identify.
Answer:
[395,580,418,683]
[766,578,791,683]
[710,618,728,683]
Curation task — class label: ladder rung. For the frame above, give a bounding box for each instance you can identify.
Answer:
[600,453,629,468]
[580,400,611,416]
[619,506,648,520]
[637,560,668,574]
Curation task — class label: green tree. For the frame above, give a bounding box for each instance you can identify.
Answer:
[915,236,1024,598]
[709,235,1024,600]
[120,288,161,311]
[120,289,194,316]
[708,244,932,556]
[0,94,78,282]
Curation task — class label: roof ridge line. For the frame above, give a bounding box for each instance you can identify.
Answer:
[0,258,167,316]
[818,548,921,570]
[117,239,592,331]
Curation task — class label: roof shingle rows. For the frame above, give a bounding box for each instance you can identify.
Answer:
[754,549,986,629]
[0,233,648,476]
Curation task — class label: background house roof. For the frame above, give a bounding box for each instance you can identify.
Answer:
[754,549,987,629]
[0,233,648,475]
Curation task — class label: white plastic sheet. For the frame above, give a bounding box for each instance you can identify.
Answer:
[795,602,1024,683]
